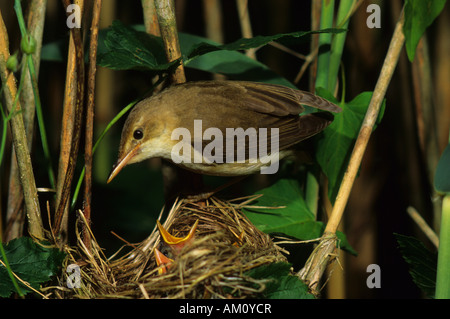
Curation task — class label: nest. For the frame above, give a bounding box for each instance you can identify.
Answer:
[50,195,288,299]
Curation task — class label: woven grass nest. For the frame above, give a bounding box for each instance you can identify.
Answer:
[54,195,289,299]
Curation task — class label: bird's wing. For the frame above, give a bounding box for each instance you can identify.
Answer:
[233,81,342,115]
[178,80,341,116]
[195,112,333,163]
[176,81,338,162]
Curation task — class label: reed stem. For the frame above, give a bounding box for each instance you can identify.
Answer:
[82,0,102,249]
[0,10,44,240]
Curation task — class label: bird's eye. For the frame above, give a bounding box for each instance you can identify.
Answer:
[133,129,144,140]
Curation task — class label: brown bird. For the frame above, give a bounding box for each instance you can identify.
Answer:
[107,80,341,183]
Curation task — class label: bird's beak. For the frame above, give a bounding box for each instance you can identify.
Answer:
[154,220,199,275]
[156,219,199,254]
[154,248,173,275]
[107,143,141,183]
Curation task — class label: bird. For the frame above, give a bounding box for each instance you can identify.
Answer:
[154,247,173,275]
[154,219,199,275]
[107,80,341,183]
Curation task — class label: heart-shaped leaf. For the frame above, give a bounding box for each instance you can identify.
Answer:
[0,238,65,297]
[314,89,385,203]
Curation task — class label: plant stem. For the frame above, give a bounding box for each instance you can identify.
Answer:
[203,0,224,44]
[53,0,85,240]
[308,0,321,92]
[305,167,319,217]
[142,0,161,36]
[2,58,27,241]
[324,8,405,234]
[26,54,56,187]
[236,0,256,59]
[0,69,26,166]
[82,0,102,249]
[15,0,50,180]
[0,10,44,240]
[407,206,439,248]
[154,0,186,83]
[315,0,335,90]
[411,35,442,229]
[6,0,48,241]
[300,7,406,295]
[203,0,226,80]
[436,194,450,298]
[0,100,8,167]
[306,0,335,216]
[327,0,354,92]
[154,0,206,200]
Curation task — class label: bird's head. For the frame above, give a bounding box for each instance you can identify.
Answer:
[107,99,170,183]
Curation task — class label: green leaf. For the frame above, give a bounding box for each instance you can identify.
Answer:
[97,20,179,71]
[336,231,357,256]
[395,233,437,298]
[179,33,296,87]
[42,26,295,87]
[243,179,320,239]
[186,28,345,60]
[315,89,385,203]
[404,0,447,61]
[43,22,342,90]
[243,179,357,255]
[245,262,314,299]
[0,238,65,298]
[434,143,450,194]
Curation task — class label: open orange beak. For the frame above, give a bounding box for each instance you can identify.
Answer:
[157,219,199,255]
[107,143,141,184]
[154,220,199,275]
